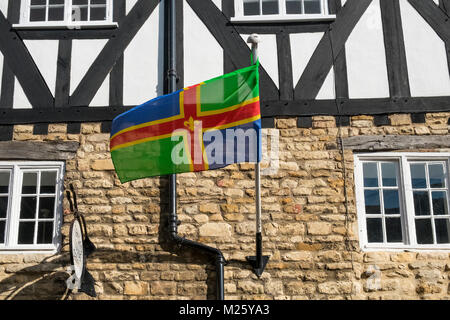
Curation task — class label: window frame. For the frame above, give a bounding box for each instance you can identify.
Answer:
[0,161,65,254]
[13,0,117,30]
[231,0,336,23]
[354,152,450,251]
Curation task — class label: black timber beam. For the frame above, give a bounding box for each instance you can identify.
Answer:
[380,0,411,98]
[294,0,372,100]
[69,0,160,106]
[276,33,293,101]
[16,29,116,40]
[109,0,126,107]
[0,0,19,109]
[408,0,450,44]
[2,97,450,125]
[439,0,450,77]
[232,23,330,35]
[262,96,450,117]
[0,11,54,108]
[54,40,72,108]
[330,0,349,102]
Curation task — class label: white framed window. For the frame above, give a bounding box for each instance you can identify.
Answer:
[14,0,117,29]
[354,153,450,251]
[0,162,65,253]
[232,0,336,23]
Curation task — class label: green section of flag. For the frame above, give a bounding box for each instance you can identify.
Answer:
[200,64,259,113]
[111,136,191,183]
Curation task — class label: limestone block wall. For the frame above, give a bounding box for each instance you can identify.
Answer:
[0,113,449,300]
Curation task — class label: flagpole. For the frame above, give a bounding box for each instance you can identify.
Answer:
[246,34,269,278]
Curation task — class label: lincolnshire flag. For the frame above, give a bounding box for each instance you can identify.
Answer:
[110,63,262,183]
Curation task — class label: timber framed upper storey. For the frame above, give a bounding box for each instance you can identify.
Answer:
[0,0,450,129]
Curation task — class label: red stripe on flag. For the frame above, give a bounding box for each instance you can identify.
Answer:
[110,101,260,150]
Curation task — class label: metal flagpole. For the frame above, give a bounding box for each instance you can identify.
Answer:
[246,34,269,277]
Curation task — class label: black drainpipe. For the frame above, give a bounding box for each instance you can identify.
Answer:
[165,0,226,300]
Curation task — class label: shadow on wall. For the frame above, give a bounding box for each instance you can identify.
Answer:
[0,174,246,300]
[0,253,71,300]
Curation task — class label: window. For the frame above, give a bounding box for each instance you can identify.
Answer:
[354,153,450,250]
[0,162,64,252]
[232,0,335,23]
[14,0,116,29]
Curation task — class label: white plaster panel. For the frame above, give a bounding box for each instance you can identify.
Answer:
[90,74,110,107]
[184,2,223,87]
[240,34,279,88]
[126,0,139,15]
[0,51,3,98]
[123,2,163,105]
[0,0,8,16]
[211,0,222,10]
[400,0,450,97]
[71,39,109,107]
[290,32,323,87]
[24,40,59,96]
[316,67,335,99]
[13,78,32,109]
[345,0,390,98]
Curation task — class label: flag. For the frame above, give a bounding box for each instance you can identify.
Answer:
[110,63,261,183]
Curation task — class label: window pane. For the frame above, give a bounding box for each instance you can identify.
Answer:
[363,162,378,187]
[0,172,10,193]
[364,190,380,214]
[0,220,5,244]
[410,164,426,189]
[429,164,445,188]
[415,219,433,244]
[49,0,65,4]
[73,0,88,4]
[91,0,106,4]
[90,7,107,21]
[304,0,321,13]
[22,172,37,194]
[367,218,383,243]
[386,217,402,242]
[381,162,397,187]
[37,221,53,244]
[30,8,46,22]
[20,197,37,219]
[40,171,57,194]
[72,7,88,21]
[383,190,400,215]
[48,7,65,21]
[435,219,450,244]
[413,191,430,216]
[0,196,8,218]
[286,0,302,14]
[39,197,55,219]
[262,0,279,14]
[18,222,35,244]
[31,0,46,5]
[244,0,260,15]
[432,191,448,216]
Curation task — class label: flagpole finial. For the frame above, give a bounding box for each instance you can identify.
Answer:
[247,33,260,45]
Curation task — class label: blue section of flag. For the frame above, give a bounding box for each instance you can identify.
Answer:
[111,89,183,137]
[203,119,262,170]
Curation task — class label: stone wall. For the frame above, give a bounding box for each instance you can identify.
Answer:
[0,113,449,300]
